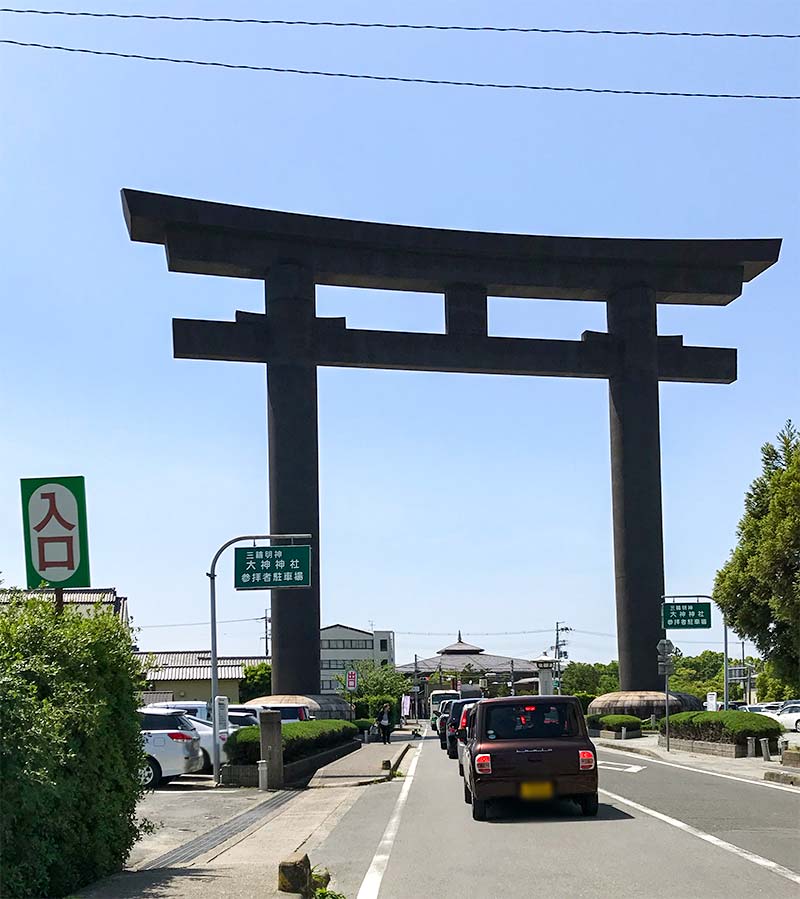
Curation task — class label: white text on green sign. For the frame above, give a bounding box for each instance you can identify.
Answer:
[662,602,711,629]
[234,545,311,590]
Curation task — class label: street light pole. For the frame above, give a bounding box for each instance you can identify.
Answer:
[207,532,311,785]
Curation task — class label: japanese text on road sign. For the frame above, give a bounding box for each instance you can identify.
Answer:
[662,602,711,629]
[20,476,90,589]
[346,670,358,692]
[234,545,311,590]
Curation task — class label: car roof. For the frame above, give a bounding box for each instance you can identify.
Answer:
[475,694,575,707]
[138,706,184,716]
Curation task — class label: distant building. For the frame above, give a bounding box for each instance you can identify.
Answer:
[136,650,268,703]
[320,624,396,694]
[396,632,553,694]
[0,587,129,627]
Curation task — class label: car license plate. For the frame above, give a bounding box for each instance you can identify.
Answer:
[520,781,553,801]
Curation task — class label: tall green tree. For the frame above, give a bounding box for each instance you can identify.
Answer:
[561,662,600,694]
[714,421,800,693]
[336,660,409,701]
[239,661,272,702]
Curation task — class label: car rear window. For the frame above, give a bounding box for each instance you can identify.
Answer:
[484,702,580,740]
[273,707,303,720]
[139,713,194,731]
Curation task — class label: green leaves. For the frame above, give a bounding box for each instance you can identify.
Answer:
[0,592,147,898]
[714,420,800,693]
[224,719,357,765]
[239,661,272,703]
[335,660,409,701]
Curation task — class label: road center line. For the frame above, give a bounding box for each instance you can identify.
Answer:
[356,734,425,899]
[599,788,800,887]
[598,745,800,794]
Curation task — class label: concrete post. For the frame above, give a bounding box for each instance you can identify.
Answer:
[747,736,756,758]
[607,284,665,692]
[266,262,321,697]
[259,710,284,789]
[760,738,771,762]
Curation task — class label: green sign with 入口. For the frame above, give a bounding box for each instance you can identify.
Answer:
[662,602,711,629]
[234,545,311,590]
[20,476,91,590]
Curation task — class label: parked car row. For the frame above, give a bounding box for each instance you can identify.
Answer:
[434,694,600,822]
[139,700,315,787]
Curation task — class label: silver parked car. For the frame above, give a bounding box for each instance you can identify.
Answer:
[139,708,204,788]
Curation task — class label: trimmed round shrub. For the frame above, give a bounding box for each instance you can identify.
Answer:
[658,710,782,744]
[353,719,373,732]
[585,714,603,730]
[598,714,642,732]
[225,719,358,765]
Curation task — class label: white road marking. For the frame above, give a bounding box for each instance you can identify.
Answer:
[599,745,800,794]
[356,733,425,899]
[597,760,646,773]
[600,788,800,887]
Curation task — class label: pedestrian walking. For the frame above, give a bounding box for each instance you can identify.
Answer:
[376,703,393,744]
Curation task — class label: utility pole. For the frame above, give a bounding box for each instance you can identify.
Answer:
[413,653,419,720]
[554,621,571,695]
[510,659,515,696]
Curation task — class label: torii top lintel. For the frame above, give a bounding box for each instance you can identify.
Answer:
[122,189,780,305]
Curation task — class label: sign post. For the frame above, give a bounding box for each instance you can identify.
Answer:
[21,477,91,611]
[206,533,311,784]
[662,594,728,709]
[657,639,675,752]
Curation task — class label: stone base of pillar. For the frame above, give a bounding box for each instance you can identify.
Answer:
[587,690,703,719]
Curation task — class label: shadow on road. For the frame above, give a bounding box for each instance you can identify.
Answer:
[485,799,634,824]
[77,866,218,898]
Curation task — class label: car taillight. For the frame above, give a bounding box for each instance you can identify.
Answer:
[475,753,492,774]
[579,750,595,770]
[448,724,456,734]
[459,710,468,729]
[167,731,193,742]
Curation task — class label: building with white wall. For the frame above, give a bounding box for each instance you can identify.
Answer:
[320,624,396,693]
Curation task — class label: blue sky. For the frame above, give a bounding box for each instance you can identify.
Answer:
[1,1,797,667]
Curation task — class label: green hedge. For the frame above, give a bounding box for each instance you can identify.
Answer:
[573,692,597,714]
[659,710,783,744]
[367,695,400,720]
[225,720,358,765]
[353,718,373,732]
[0,595,147,898]
[596,714,642,732]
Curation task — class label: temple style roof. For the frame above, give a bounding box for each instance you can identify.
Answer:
[437,631,484,655]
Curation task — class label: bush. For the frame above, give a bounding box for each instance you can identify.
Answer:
[573,692,597,714]
[0,594,147,898]
[659,710,783,744]
[353,699,370,719]
[353,718,373,732]
[225,720,358,765]
[597,715,642,732]
[585,714,603,730]
[367,695,400,720]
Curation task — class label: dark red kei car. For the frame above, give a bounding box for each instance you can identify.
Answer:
[463,695,598,821]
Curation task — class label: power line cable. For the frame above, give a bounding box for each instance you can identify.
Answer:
[1,8,797,39]
[138,616,264,629]
[2,40,797,100]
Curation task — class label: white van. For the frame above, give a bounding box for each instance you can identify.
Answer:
[147,700,211,722]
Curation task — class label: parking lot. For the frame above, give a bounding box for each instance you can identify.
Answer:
[129,775,265,869]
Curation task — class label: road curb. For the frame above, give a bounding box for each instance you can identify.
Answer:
[764,770,800,787]
[595,739,662,759]
[309,741,414,788]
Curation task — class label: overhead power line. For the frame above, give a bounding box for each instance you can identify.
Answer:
[1,40,797,100]
[138,616,264,629]
[1,9,797,39]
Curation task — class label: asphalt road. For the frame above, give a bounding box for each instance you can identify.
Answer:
[315,732,800,899]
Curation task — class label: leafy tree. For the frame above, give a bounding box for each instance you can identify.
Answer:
[594,660,620,694]
[336,660,409,701]
[561,662,600,694]
[714,421,800,693]
[755,659,796,702]
[239,661,272,703]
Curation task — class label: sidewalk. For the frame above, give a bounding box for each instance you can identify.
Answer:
[595,732,800,786]
[76,787,363,899]
[309,726,421,787]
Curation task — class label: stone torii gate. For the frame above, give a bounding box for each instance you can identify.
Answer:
[122,189,780,696]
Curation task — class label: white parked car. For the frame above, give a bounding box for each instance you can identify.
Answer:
[139,708,204,788]
[185,714,228,771]
[764,704,800,733]
[233,703,314,723]
[146,700,211,722]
